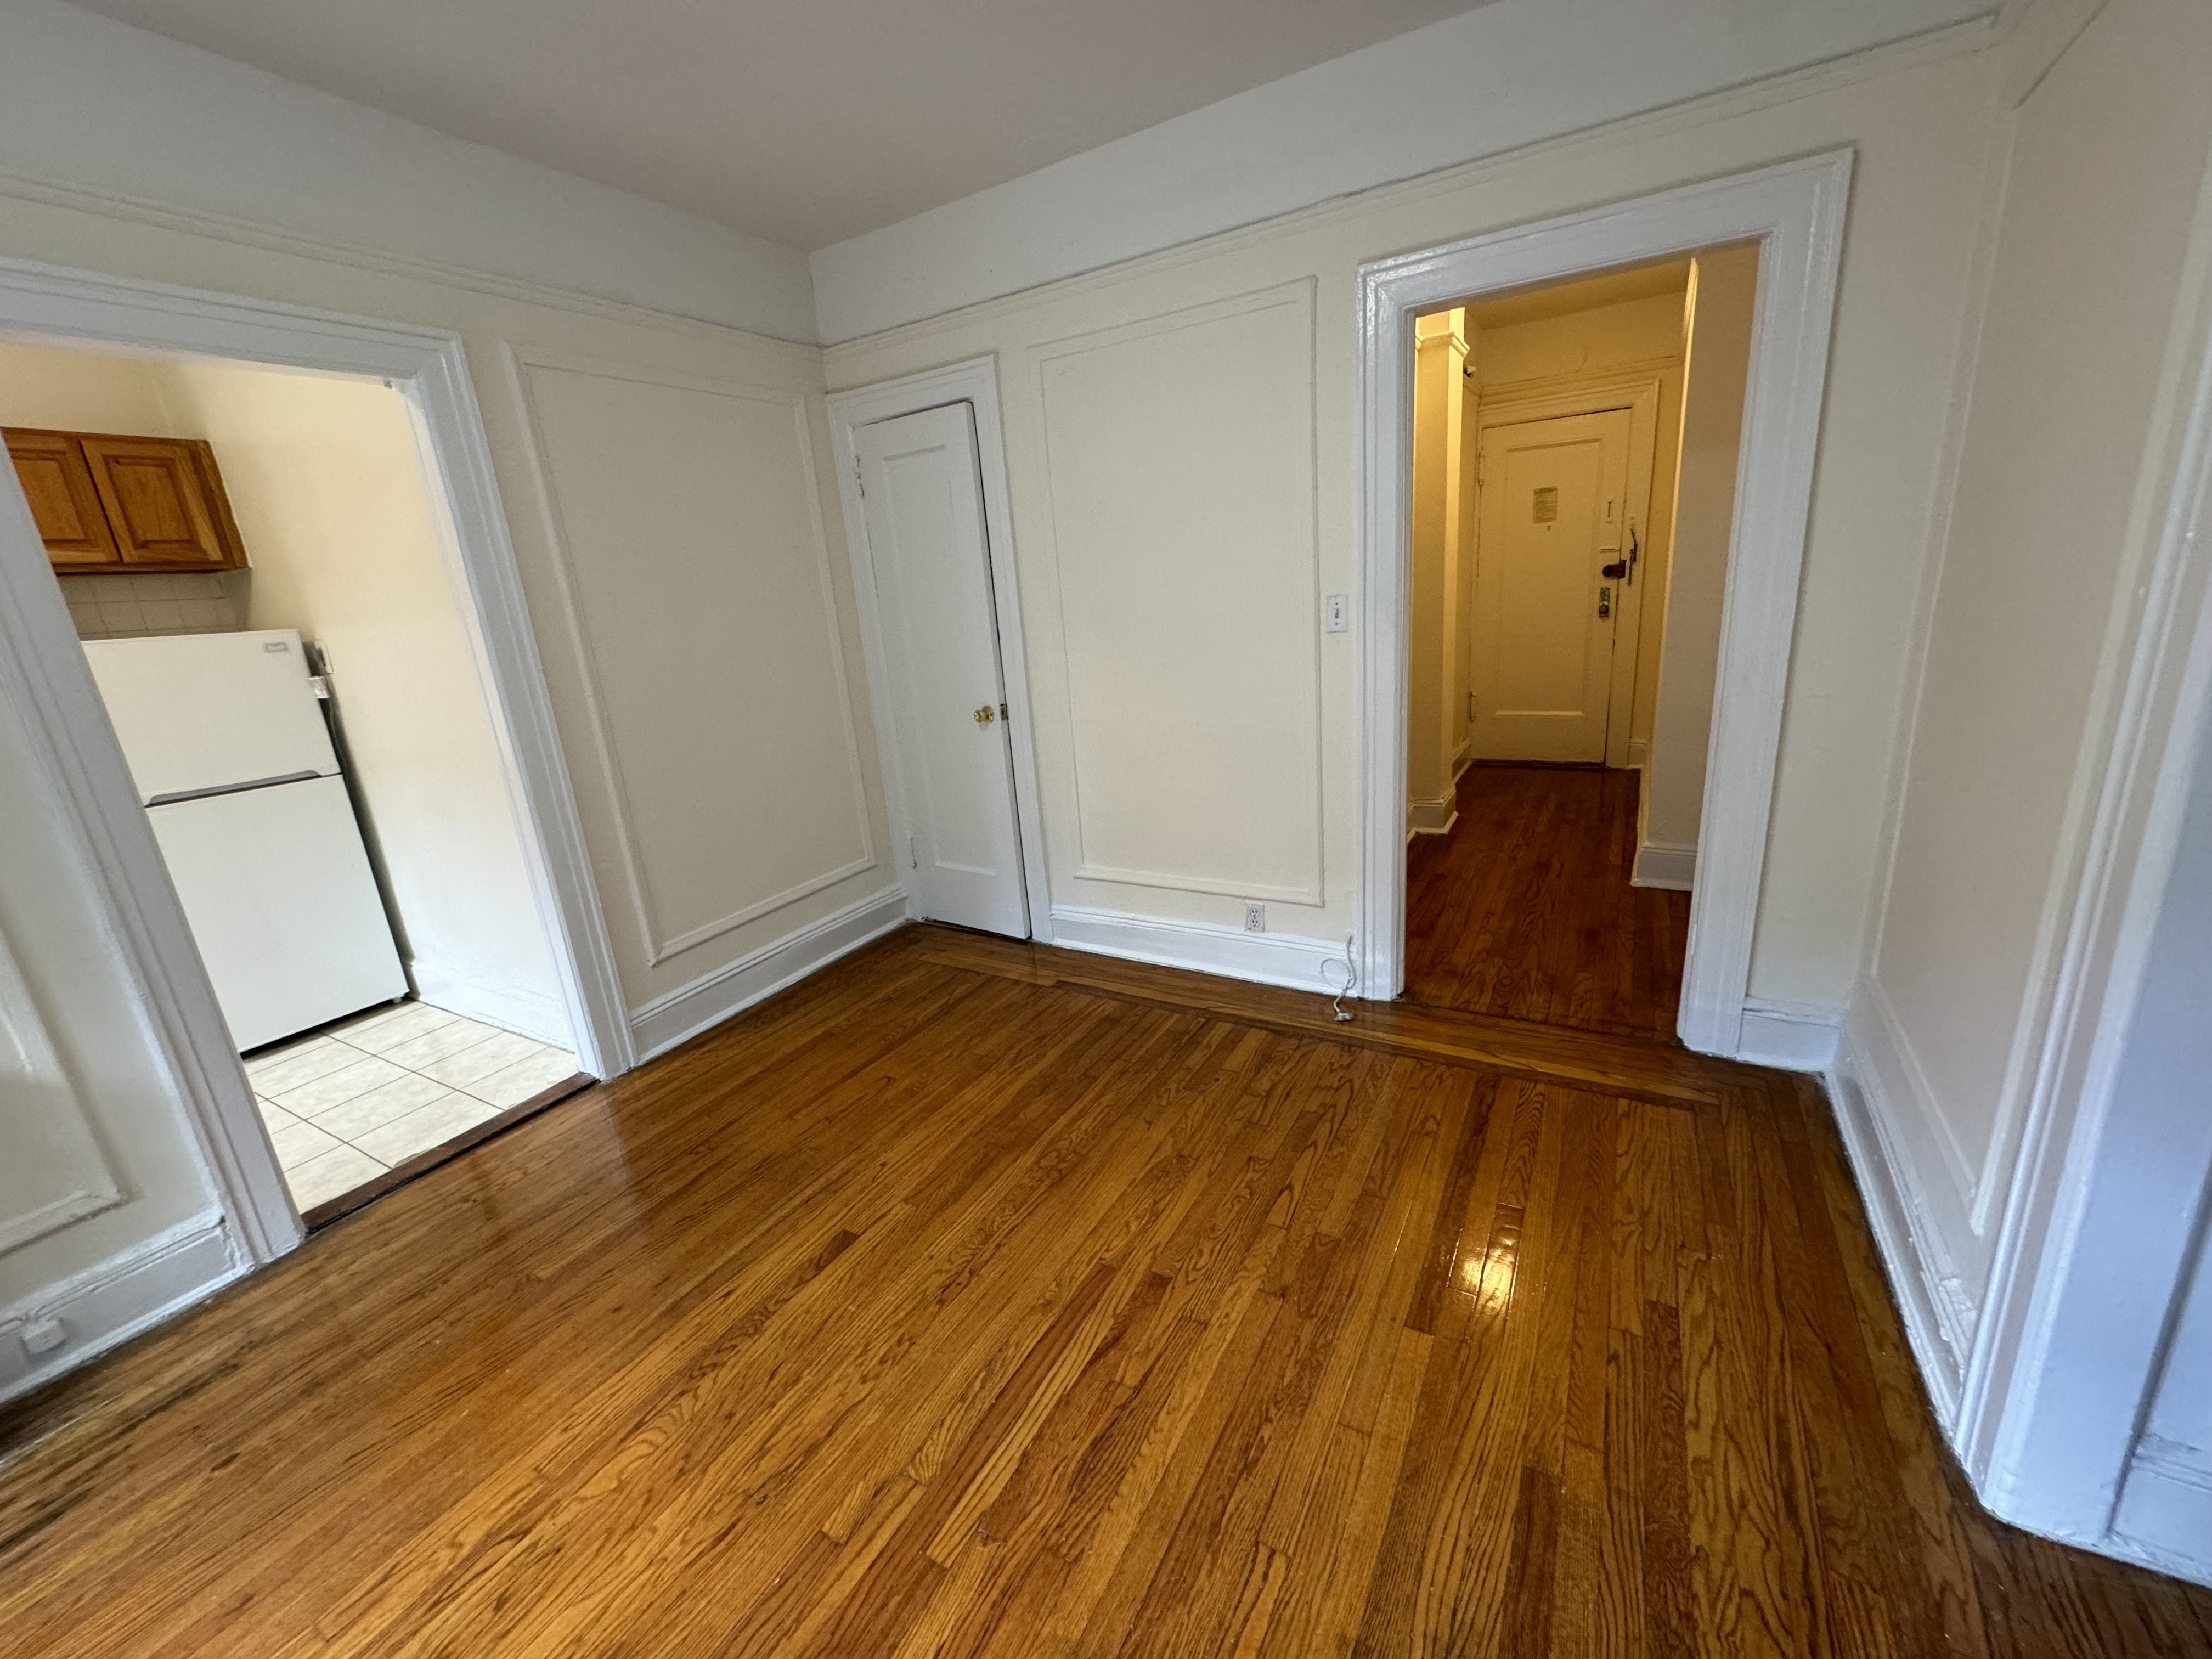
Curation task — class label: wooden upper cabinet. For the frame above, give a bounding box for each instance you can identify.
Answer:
[5,429,120,567]
[4,428,248,574]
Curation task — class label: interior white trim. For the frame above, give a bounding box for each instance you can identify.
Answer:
[825,356,1054,943]
[1825,1025,1968,1428]
[2112,1439,2212,1589]
[0,250,636,1267]
[1949,202,2212,1545]
[1632,841,1697,890]
[405,957,571,1047]
[1048,904,1347,996]
[0,1214,240,1403]
[629,885,910,1062]
[1357,151,1853,1059]
[1736,998,1842,1072]
[503,347,878,971]
[1406,796,1458,837]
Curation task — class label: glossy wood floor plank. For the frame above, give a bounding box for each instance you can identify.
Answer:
[1407,763,1692,1041]
[4,925,2209,1656]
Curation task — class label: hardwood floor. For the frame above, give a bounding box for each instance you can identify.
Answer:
[4,924,2209,1656]
[1406,763,1690,1041]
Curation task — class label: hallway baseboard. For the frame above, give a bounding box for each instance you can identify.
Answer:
[1048,904,1346,996]
[1632,839,1696,889]
[1736,998,1842,1070]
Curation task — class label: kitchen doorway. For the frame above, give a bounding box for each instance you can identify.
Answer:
[0,256,628,1261]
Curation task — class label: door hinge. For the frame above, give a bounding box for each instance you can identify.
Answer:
[853,456,865,497]
[909,835,918,870]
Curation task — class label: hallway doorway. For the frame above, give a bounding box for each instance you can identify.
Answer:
[1403,762,1688,1039]
[1356,155,1849,1058]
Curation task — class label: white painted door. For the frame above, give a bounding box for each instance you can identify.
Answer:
[856,404,1028,936]
[1470,409,1634,762]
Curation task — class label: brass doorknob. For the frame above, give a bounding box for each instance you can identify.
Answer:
[973,705,996,724]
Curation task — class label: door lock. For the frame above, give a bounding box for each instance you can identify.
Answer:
[1597,585,1613,619]
[973,705,996,724]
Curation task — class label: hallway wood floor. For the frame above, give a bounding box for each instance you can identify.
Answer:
[5,925,2209,1656]
[1406,764,1690,1041]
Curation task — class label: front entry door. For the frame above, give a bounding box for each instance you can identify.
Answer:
[1470,408,1634,762]
[855,403,1029,936]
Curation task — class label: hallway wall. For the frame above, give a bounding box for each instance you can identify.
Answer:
[1645,244,1758,868]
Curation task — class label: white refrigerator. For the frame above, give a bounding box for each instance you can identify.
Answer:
[83,629,407,1052]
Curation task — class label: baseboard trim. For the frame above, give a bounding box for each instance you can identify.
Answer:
[629,887,911,1062]
[1736,1000,1842,1071]
[0,1215,242,1403]
[408,958,571,1046]
[1826,994,1980,1430]
[1049,905,1348,996]
[2109,1438,2212,1589]
[1407,796,1458,837]
[1632,840,1696,890]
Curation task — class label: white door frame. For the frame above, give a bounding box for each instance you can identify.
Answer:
[0,252,633,1265]
[825,357,1053,941]
[1357,151,1852,1054]
[1475,375,1665,770]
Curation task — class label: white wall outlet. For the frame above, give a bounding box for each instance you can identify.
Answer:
[1244,903,1266,933]
[20,1315,66,1357]
[1324,594,1349,634]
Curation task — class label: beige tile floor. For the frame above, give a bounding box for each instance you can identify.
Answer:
[246,1001,580,1211]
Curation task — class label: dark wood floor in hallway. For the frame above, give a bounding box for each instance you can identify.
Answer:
[4,925,2208,1656]
[1406,763,1691,1041]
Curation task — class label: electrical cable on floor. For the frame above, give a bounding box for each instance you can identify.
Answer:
[1319,934,1358,1022]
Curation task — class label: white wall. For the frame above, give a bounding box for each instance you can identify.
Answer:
[808,0,1992,342]
[828,35,1996,1005]
[1646,245,1757,859]
[1849,0,2212,1391]
[0,1,816,342]
[0,573,233,1396]
[155,359,571,1043]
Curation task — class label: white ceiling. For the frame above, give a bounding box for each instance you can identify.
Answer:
[65,0,1487,251]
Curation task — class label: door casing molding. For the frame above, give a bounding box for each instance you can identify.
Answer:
[0,250,634,1266]
[1357,151,1852,1054]
[825,356,1053,941]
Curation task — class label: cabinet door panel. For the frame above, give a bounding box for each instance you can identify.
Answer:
[4,430,120,567]
[80,437,240,571]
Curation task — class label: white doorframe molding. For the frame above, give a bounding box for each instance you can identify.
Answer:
[1948,176,2212,1544]
[1474,375,1666,771]
[825,356,1053,942]
[0,251,633,1266]
[1357,151,1852,1055]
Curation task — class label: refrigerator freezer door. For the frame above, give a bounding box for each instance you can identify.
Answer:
[83,630,338,802]
[148,775,407,1051]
